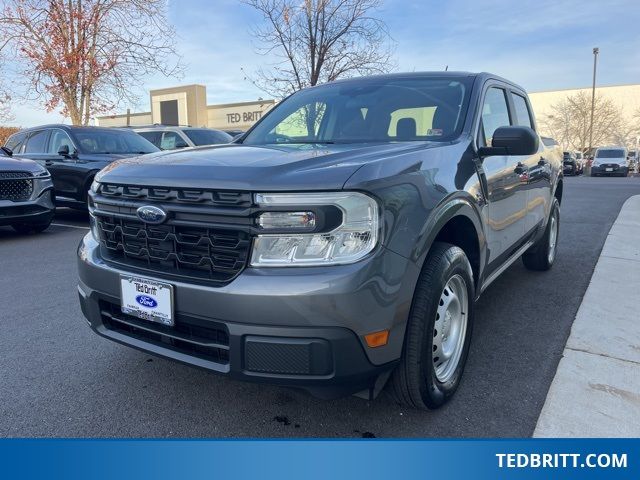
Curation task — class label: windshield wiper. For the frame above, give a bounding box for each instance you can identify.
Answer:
[278,140,335,145]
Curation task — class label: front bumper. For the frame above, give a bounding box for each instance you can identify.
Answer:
[77,234,420,398]
[591,165,628,176]
[0,188,55,226]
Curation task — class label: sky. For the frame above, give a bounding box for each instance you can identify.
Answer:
[6,0,640,126]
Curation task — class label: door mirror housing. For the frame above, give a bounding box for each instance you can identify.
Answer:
[1,146,13,156]
[478,126,539,158]
[57,144,78,158]
[175,140,189,149]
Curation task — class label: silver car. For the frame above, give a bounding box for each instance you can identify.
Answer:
[591,147,629,177]
[133,126,232,150]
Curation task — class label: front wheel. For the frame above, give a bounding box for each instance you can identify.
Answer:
[389,242,475,410]
[522,198,560,271]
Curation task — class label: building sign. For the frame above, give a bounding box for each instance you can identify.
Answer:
[226,110,265,125]
[209,100,275,130]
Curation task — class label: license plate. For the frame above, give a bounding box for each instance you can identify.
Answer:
[606,168,613,172]
[120,276,174,326]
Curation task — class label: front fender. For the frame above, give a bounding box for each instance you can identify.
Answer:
[410,193,487,283]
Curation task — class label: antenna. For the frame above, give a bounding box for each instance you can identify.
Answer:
[445,65,449,71]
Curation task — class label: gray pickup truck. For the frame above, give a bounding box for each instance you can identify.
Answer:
[77,72,563,409]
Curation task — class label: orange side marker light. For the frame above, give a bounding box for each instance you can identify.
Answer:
[365,330,389,348]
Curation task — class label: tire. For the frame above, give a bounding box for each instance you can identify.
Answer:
[12,220,52,234]
[389,242,475,410]
[522,198,560,271]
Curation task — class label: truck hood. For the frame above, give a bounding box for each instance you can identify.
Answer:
[0,155,47,174]
[79,152,152,162]
[95,142,438,191]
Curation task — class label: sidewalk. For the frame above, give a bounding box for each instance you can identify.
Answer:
[534,195,640,437]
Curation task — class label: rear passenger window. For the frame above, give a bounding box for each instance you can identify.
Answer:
[512,93,533,129]
[24,130,49,154]
[160,131,183,150]
[137,131,161,148]
[5,131,27,152]
[480,87,511,146]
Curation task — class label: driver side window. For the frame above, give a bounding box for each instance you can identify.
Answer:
[480,87,511,147]
[48,130,75,155]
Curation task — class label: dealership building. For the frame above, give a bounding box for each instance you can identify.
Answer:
[96,84,276,131]
[96,82,640,137]
[529,83,640,132]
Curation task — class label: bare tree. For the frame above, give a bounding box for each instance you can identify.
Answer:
[242,0,395,98]
[540,91,626,152]
[0,84,12,123]
[0,0,183,125]
[0,50,13,123]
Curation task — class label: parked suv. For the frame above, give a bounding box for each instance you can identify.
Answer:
[562,151,582,175]
[133,126,232,150]
[0,146,55,233]
[591,147,629,177]
[78,72,563,409]
[5,125,158,208]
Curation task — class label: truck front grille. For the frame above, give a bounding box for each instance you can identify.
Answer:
[0,171,33,201]
[92,183,253,285]
[99,183,252,207]
[99,300,230,365]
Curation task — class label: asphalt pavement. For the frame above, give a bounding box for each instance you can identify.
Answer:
[2,176,640,438]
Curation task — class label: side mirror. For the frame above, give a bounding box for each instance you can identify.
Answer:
[1,146,13,156]
[478,126,539,158]
[175,141,189,149]
[58,144,70,156]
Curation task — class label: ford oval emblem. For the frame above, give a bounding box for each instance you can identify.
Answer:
[136,205,167,224]
[136,295,158,308]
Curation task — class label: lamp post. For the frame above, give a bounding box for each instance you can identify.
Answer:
[588,47,599,157]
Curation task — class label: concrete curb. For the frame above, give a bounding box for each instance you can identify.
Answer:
[534,195,640,437]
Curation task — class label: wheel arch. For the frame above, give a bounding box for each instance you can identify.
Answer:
[82,170,100,202]
[413,196,486,289]
[554,178,563,205]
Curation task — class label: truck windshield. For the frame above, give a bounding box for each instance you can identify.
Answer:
[242,76,473,145]
[596,149,625,158]
[74,130,159,154]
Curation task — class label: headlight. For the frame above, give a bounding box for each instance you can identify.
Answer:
[34,169,51,178]
[251,192,379,266]
[90,180,100,193]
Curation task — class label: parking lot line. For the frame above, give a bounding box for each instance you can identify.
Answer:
[51,223,89,230]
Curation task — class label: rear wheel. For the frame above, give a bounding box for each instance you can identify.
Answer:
[522,198,559,271]
[389,243,475,409]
